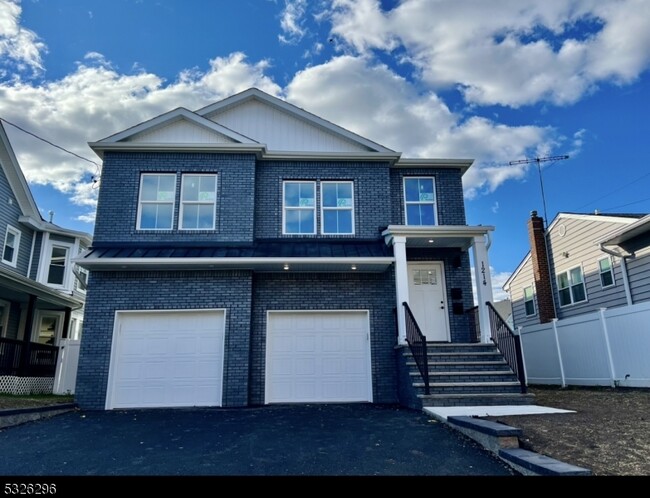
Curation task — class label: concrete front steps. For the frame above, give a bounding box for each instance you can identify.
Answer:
[401,343,535,408]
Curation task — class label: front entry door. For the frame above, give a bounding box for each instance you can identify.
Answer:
[407,262,450,342]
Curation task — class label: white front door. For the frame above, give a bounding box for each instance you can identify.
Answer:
[407,262,450,342]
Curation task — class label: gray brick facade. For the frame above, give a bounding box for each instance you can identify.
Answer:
[93,152,257,244]
[250,270,398,405]
[75,270,253,410]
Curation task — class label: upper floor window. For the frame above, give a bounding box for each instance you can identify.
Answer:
[47,245,69,286]
[180,174,217,230]
[598,257,615,288]
[404,177,437,226]
[557,266,587,307]
[137,174,176,230]
[2,226,20,267]
[523,285,536,317]
[283,181,316,234]
[321,181,354,235]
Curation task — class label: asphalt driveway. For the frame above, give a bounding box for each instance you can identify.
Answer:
[0,404,515,476]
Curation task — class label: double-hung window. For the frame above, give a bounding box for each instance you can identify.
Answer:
[137,174,176,230]
[598,257,615,288]
[321,181,354,235]
[46,245,69,287]
[180,174,217,230]
[2,226,20,267]
[283,181,316,234]
[523,285,536,316]
[404,177,437,225]
[557,266,587,307]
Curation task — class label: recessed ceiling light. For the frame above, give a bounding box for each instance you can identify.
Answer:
[351,265,357,270]
[283,264,290,271]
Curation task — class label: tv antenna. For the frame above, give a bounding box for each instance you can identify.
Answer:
[509,155,569,228]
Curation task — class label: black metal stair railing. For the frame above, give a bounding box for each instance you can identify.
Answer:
[486,301,527,393]
[402,302,430,395]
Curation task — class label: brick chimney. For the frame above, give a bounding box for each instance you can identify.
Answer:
[528,211,556,323]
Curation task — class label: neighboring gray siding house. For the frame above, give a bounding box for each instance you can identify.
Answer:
[75,88,511,411]
[0,122,92,393]
[504,211,650,329]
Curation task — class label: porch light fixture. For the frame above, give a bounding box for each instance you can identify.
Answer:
[283,264,290,271]
[351,265,357,270]
[428,239,434,243]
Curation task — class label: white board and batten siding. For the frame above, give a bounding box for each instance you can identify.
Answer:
[126,120,237,144]
[206,99,372,153]
[265,311,372,404]
[106,310,226,409]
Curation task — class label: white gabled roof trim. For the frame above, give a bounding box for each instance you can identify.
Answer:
[195,88,396,154]
[598,214,650,247]
[545,212,639,234]
[88,142,268,159]
[503,253,531,292]
[394,158,474,176]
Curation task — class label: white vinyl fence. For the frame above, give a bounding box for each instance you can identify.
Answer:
[53,339,81,395]
[518,301,650,388]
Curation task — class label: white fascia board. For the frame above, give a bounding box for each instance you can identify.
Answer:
[74,256,395,270]
[394,158,474,176]
[382,225,495,239]
[502,252,532,292]
[546,212,639,234]
[195,88,396,154]
[261,151,401,163]
[88,142,268,160]
[0,122,41,218]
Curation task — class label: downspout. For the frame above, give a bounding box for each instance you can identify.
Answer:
[599,244,633,306]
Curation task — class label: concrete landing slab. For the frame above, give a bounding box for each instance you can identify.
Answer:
[424,405,574,421]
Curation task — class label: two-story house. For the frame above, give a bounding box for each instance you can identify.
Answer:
[0,122,92,394]
[75,88,528,411]
[504,210,650,329]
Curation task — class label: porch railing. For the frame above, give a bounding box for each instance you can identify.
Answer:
[402,302,430,395]
[0,338,59,377]
[486,301,527,393]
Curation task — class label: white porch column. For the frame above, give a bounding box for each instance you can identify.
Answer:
[393,236,409,345]
[472,235,494,343]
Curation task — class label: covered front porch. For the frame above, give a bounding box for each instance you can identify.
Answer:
[0,266,83,394]
[382,225,496,345]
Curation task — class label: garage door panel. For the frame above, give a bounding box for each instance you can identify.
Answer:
[266,312,371,404]
[108,311,225,409]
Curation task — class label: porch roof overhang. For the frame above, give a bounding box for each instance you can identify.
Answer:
[0,266,84,309]
[75,240,394,273]
[381,225,495,250]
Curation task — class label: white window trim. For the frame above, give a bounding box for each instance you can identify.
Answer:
[0,299,10,338]
[2,225,21,267]
[523,285,536,317]
[179,173,218,231]
[320,181,355,235]
[403,177,438,226]
[136,173,177,231]
[282,181,317,235]
[557,264,588,308]
[598,256,616,289]
[38,237,74,290]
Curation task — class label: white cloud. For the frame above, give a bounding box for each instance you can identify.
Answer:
[328,0,650,107]
[471,267,511,304]
[279,0,308,44]
[0,0,46,75]
[286,55,557,196]
[0,52,281,215]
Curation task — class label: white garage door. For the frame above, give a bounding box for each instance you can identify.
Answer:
[266,311,372,403]
[107,310,225,409]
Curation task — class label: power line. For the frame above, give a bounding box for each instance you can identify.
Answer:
[0,117,101,167]
[600,196,650,212]
[574,170,650,211]
[508,155,569,228]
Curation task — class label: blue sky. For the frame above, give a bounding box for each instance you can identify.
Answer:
[1,0,650,298]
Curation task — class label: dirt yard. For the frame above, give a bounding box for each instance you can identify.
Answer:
[486,385,650,476]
